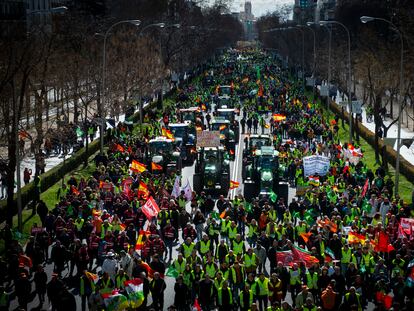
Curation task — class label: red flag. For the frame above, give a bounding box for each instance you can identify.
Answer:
[138,181,149,199]
[361,179,369,197]
[277,250,295,267]
[71,186,80,196]
[193,298,201,311]
[151,162,163,171]
[116,144,125,153]
[123,186,134,200]
[141,197,160,220]
[348,232,366,244]
[375,231,395,253]
[292,245,319,268]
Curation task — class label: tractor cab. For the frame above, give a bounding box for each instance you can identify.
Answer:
[148,136,180,172]
[168,123,196,165]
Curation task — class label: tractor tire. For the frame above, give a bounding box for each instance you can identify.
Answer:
[244,180,257,202]
[193,174,202,193]
[220,173,230,196]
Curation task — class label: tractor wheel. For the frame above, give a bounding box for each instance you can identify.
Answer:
[220,173,230,196]
[193,174,202,193]
[244,180,257,202]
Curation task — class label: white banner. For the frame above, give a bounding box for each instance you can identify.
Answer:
[303,155,330,177]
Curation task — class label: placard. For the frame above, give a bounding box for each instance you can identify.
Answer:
[196,131,220,147]
[303,155,330,177]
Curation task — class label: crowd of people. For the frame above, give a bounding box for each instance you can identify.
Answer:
[1,50,414,311]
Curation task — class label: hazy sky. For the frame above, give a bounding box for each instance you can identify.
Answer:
[231,0,294,17]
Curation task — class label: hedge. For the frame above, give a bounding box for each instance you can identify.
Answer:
[0,139,100,222]
[329,100,414,185]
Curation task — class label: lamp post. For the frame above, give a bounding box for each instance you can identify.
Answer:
[360,16,404,196]
[298,24,316,100]
[288,26,305,89]
[100,20,141,156]
[320,20,353,143]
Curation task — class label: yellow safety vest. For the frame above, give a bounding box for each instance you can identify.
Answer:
[232,240,244,255]
[174,259,186,274]
[230,266,245,284]
[244,253,257,268]
[182,243,195,258]
[306,272,318,289]
[228,226,238,240]
[341,248,351,264]
[218,287,233,306]
[205,263,217,278]
[256,278,270,296]
[239,290,254,308]
[200,240,211,255]
[289,269,301,285]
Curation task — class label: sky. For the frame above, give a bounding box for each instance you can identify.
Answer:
[231,0,295,17]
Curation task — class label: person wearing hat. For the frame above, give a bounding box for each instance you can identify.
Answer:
[102,251,118,281]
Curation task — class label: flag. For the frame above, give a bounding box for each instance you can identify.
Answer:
[18,130,30,139]
[123,186,133,200]
[124,279,145,308]
[181,179,192,201]
[277,250,295,267]
[85,271,99,283]
[71,186,80,196]
[348,232,366,244]
[211,211,220,220]
[161,128,174,141]
[230,180,240,190]
[116,144,125,153]
[151,162,163,171]
[76,127,84,137]
[273,114,286,122]
[99,181,104,188]
[325,247,336,261]
[376,292,393,309]
[119,223,127,232]
[135,230,150,250]
[375,231,395,253]
[292,245,319,268]
[138,181,149,199]
[269,191,277,203]
[103,291,129,311]
[130,160,146,173]
[194,299,201,311]
[300,232,312,244]
[219,210,227,219]
[140,261,156,279]
[201,104,207,111]
[171,176,181,198]
[166,265,179,278]
[219,125,227,131]
[326,220,338,233]
[361,179,369,197]
[92,209,102,217]
[141,197,160,220]
[308,176,320,187]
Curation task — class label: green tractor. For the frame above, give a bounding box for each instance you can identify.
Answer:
[216,108,240,144]
[211,118,236,160]
[243,134,272,161]
[168,123,197,165]
[243,146,279,201]
[193,147,230,195]
[147,136,181,174]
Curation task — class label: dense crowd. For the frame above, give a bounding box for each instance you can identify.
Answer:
[1,50,414,311]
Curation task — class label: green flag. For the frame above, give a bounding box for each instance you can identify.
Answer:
[269,191,277,203]
[244,202,252,213]
[76,127,84,137]
[211,211,220,220]
[166,265,179,278]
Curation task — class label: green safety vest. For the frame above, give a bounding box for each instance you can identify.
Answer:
[221,220,231,234]
[115,275,128,289]
[306,272,318,289]
[256,278,269,296]
[174,259,186,274]
[303,306,317,311]
[182,243,195,259]
[200,240,211,255]
[345,293,362,311]
[244,253,257,268]
[183,270,192,287]
[218,287,233,306]
[341,248,352,264]
[230,266,245,284]
[239,290,254,308]
[289,269,301,285]
[318,241,325,257]
[205,262,217,278]
[247,224,257,238]
[75,219,84,231]
[228,226,238,240]
[232,240,244,256]
[214,278,225,291]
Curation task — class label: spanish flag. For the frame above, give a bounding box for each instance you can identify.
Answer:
[71,186,80,196]
[300,232,312,244]
[201,104,207,111]
[151,162,163,171]
[138,181,149,199]
[130,160,147,173]
[161,128,174,141]
[230,180,240,189]
[273,114,286,122]
[348,232,366,244]
[135,230,151,250]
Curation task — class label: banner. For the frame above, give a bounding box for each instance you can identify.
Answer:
[303,155,330,177]
[181,179,193,201]
[197,131,220,147]
[171,176,181,198]
[400,218,414,235]
[141,197,160,220]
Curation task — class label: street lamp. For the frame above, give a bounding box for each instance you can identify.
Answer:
[100,19,141,155]
[310,21,332,111]
[298,24,316,100]
[286,26,305,89]
[360,16,404,196]
[320,20,353,143]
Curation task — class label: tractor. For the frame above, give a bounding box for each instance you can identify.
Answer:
[147,136,181,173]
[243,134,272,161]
[243,146,280,201]
[168,123,197,165]
[211,118,236,160]
[193,146,230,195]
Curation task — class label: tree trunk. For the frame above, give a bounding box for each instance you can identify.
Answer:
[374,93,382,163]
